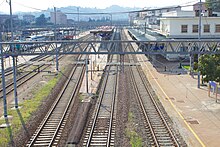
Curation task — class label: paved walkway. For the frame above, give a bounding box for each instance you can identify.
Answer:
[79,54,108,95]
[137,54,220,147]
[124,28,220,147]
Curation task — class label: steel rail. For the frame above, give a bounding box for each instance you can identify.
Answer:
[27,35,92,146]
[0,56,62,98]
[27,58,85,146]
[0,34,93,98]
[107,66,118,147]
[48,64,85,146]
[0,55,49,81]
[122,28,180,146]
[86,56,114,147]
[137,65,179,146]
[129,65,159,146]
[86,30,119,147]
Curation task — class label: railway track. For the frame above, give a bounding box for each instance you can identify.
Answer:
[26,34,93,146]
[129,64,180,146]
[0,55,52,81]
[83,55,118,147]
[0,34,93,98]
[121,29,181,146]
[0,55,62,98]
[26,55,86,146]
[0,33,92,81]
[82,30,120,147]
[0,44,58,79]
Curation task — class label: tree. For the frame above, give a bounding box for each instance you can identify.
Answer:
[199,54,220,83]
[206,0,220,12]
[35,14,47,26]
[88,17,95,22]
[214,54,220,83]
[3,18,15,32]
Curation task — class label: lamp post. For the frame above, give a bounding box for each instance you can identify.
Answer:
[77,7,79,37]
[198,0,202,88]
[0,26,8,117]
[110,13,112,27]
[54,7,59,71]
[9,0,19,109]
[77,7,79,23]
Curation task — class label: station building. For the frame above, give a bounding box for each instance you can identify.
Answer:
[159,8,220,38]
[130,2,220,61]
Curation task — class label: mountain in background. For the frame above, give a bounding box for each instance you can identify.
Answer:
[11,5,141,21]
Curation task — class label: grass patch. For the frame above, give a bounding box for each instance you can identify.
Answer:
[126,130,143,147]
[182,65,190,70]
[126,112,143,147]
[78,93,84,102]
[0,73,61,146]
[183,65,198,72]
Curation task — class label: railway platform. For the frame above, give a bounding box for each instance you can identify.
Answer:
[137,54,220,147]
[124,28,220,147]
[79,53,108,95]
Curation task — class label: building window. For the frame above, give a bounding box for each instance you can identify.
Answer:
[204,25,210,33]
[192,25,198,33]
[181,25,188,33]
[216,24,220,33]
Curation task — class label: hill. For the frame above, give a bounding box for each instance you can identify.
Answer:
[13,5,140,21]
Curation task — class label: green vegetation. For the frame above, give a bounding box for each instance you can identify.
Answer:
[126,112,143,147]
[35,14,47,26]
[126,129,143,147]
[206,0,220,12]
[0,73,61,146]
[78,93,84,102]
[182,65,190,70]
[128,112,133,122]
[194,62,198,71]
[199,54,220,83]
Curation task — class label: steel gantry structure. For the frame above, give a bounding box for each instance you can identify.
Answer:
[1,40,220,56]
[1,39,220,117]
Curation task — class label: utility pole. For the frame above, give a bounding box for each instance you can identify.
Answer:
[198,0,202,88]
[110,14,112,27]
[77,7,79,37]
[77,7,79,24]
[54,7,59,71]
[86,57,89,93]
[9,0,19,109]
[145,22,147,34]
[0,28,8,117]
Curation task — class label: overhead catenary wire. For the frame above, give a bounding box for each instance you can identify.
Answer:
[3,0,220,15]
[13,1,48,12]
[0,0,5,6]
[62,0,220,15]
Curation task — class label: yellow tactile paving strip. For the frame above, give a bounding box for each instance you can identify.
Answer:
[137,55,206,147]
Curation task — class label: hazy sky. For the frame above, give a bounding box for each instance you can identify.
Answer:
[0,0,202,13]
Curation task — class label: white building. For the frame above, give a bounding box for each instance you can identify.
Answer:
[160,14,220,38]
[50,10,67,25]
[157,7,220,60]
[159,3,220,38]
[133,6,182,30]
